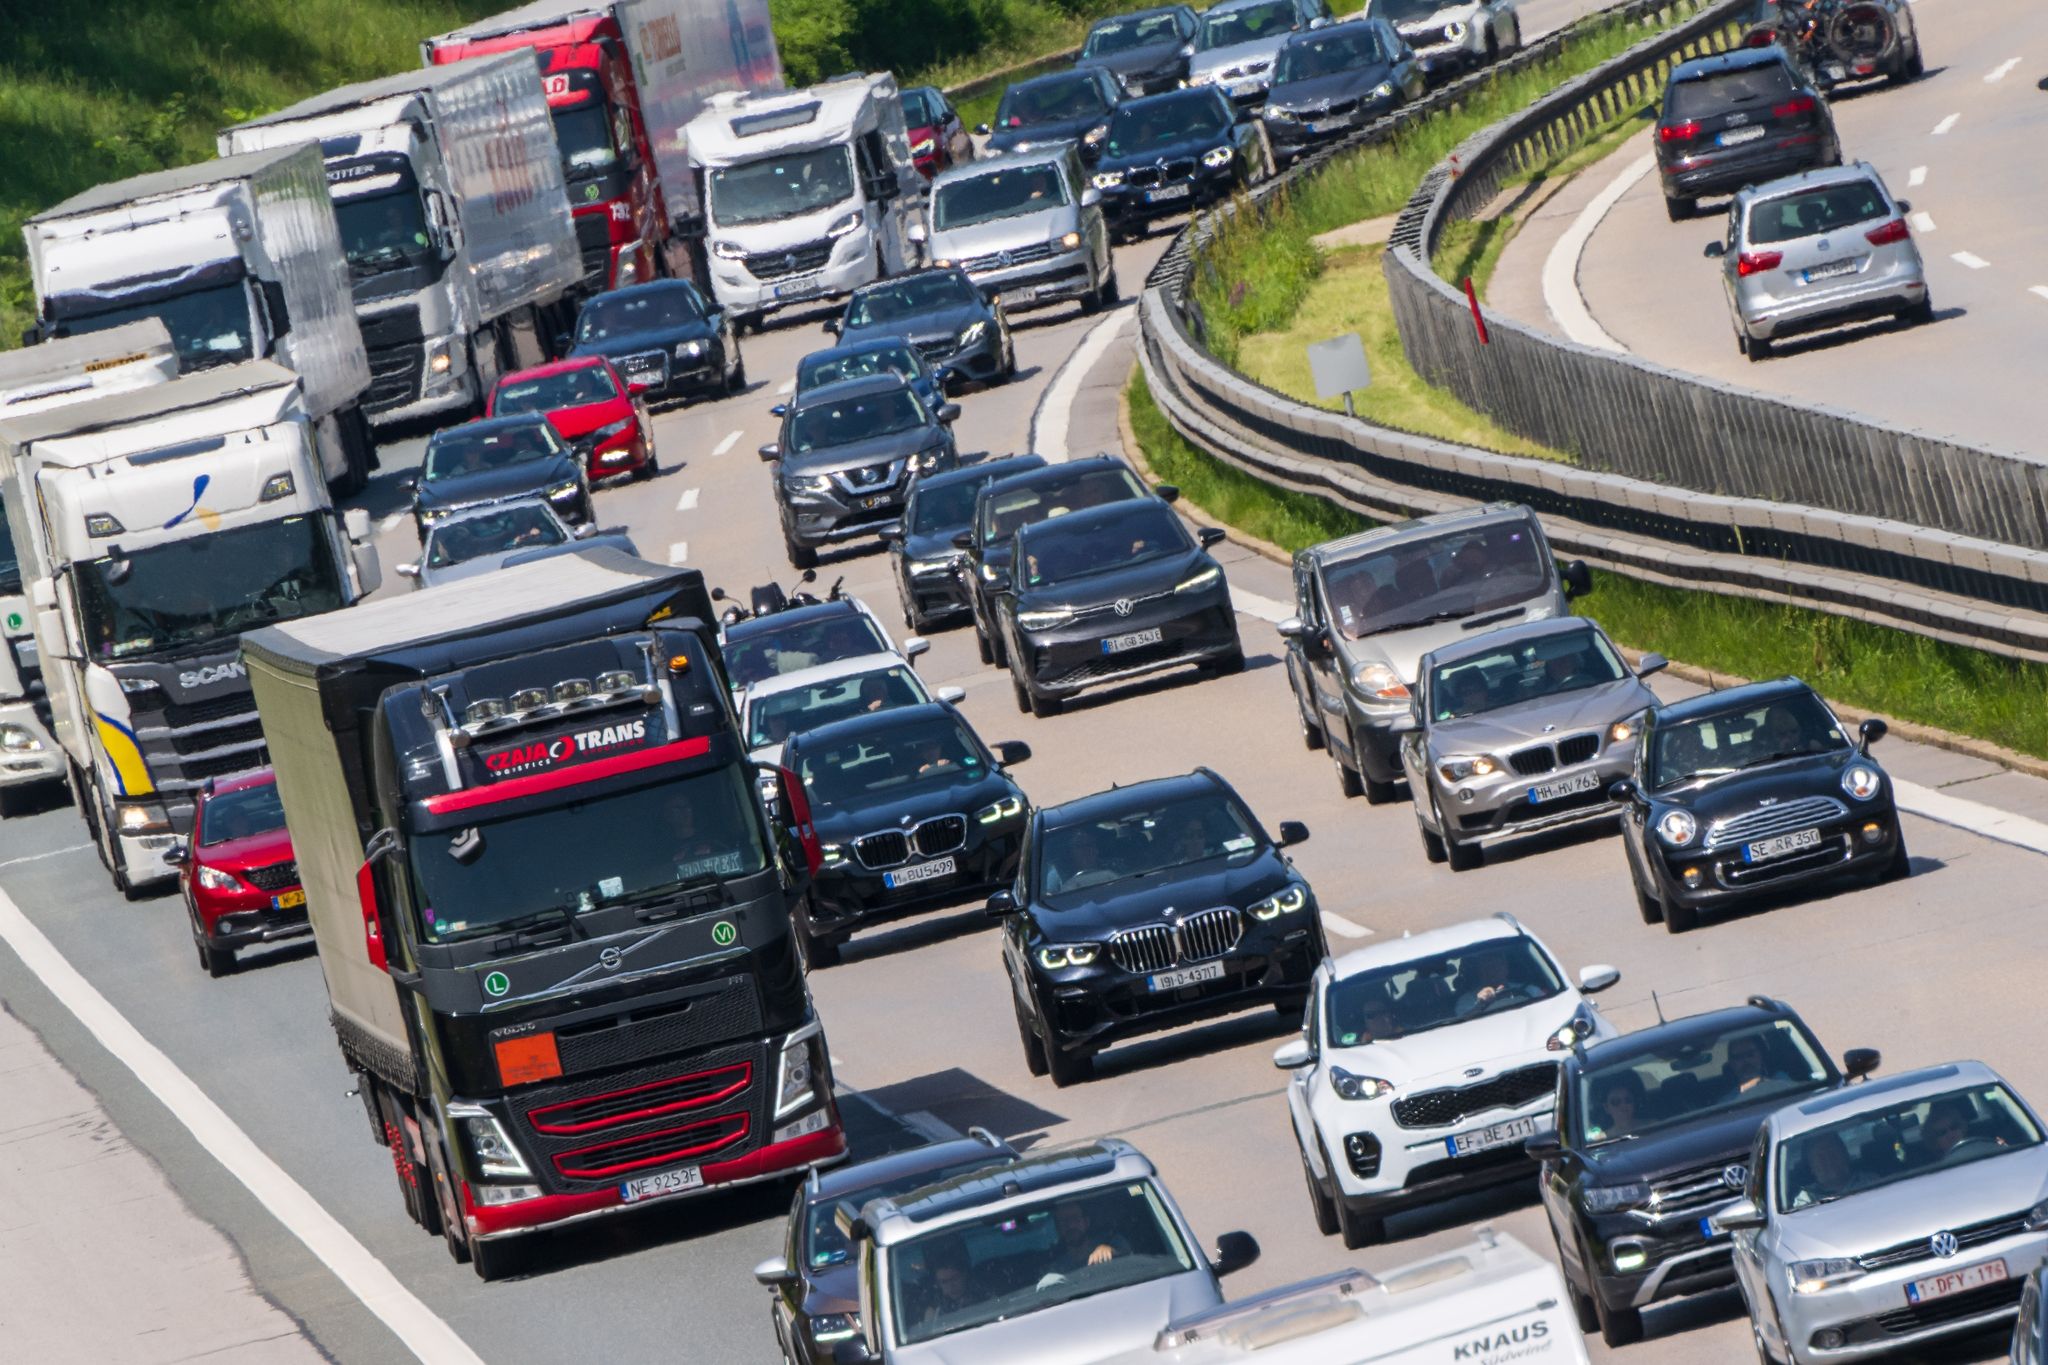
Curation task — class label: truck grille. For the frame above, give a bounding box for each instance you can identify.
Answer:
[551,1112,750,1180]
[241,861,299,893]
[961,241,1054,273]
[161,693,254,728]
[552,976,765,1074]
[744,240,834,281]
[1859,1213,2029,1272]
[1392,1063,1556,1130]
[357,304,424,349]
[526,1062,752,1135]
[575,212,613,286]
[366,345,422,412]
[161,717,265,758]
[1704,796,1847,851]
[853,815,965,870]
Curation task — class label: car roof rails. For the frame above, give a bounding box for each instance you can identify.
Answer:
[1492,910,1525,934]
[1746,993,1788,1014]
[966,1125,1004,1149]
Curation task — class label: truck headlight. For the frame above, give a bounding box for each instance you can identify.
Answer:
[1349,662,1409,700]
[1790,1258,1866,1294]
[457,1110,532,1179]
[1579,1181,1648,1214]
[427,339,455,375]
[957,321,989,348]
[196,865,240,892]
[1016,608,1072,631]
[116,803,170,835]
[0,723,42,753]
[1249,883,1307,920]
[1841,764,1882,801]
[713,240,747,260]
[775,1022,824,1119]
[826,210,863,239]
[1655,809,1698,847]
[975,795,1024,824]
[1036,943,1100,969]
[1201,146,1234,168]
[259,473,296,502]
[1328,1067,1393,1101]
[1437,755,1497,782]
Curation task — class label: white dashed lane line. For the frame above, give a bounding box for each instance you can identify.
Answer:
[1908,165,1927,188]
[1910,212,1936,234]
[1230,588,1293,625]
[710,429,741,457]
[776,379,795,395]
[1951,252,1990,270]
[1322,913,1374,940]
[2031,287,2048,303]
[675,487,700,512]
[1985,57,2021,83]
[1932,113,1960,136]
[668,540,689,565]
[378,512,408,534]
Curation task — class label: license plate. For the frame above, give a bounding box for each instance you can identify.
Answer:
[1146,184,1190,203]
[884,855,956,888]
[1529,771,1600,804]
[1804,259,1859,283]
[272,889,307,910]
[620,1164,703,1203]
[1306,119,1347,135]
[1745,827,1822,862]
[1003,286,1038,304]
[1825,62,1847,80]
[1102,627,1164,654]
[774,279,822,299]
[1906,1257,2008,1305]
[1148,960,1226,992]
[1445,1115,1539,1157]
[1718,125,1766,146]
[859,493,894,510]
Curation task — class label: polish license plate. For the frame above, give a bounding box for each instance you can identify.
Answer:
[884,856,956,888]
[774,279,822,299]
[1529,771,1599,804]
[619,1164,703,1203]
[1906,1257,2008,1305]
[1102,627,1164,654]
[1146,183,1190,203]
[1717,125,1766,146]
[1148,960,1226,992]
[1745,827,1821,862]
[272,889,307,910]
[1804,259,1859,283]
[1445,1115,1539,1157]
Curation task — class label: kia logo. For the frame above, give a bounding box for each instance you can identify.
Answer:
[1113,598,1134,617]
[1931,1230,1958,1259]
[599,947,624,971]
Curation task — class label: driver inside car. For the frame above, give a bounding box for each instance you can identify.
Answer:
[1452,948,1529,1016]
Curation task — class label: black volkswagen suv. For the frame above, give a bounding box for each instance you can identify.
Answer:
[1656,46,1839,221]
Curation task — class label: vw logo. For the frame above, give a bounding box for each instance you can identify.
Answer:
[782,253,798,271]
[1817,238,1831,251]
[599,946,624,972]
[1931,1230,1959,1259]
[997,249,1013,267]
[1722,1164,1748,1191]
[1113,598,1134,617]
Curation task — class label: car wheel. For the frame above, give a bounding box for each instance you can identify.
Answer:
[1206,647,1246,677]
[1555,1229,1600,1334]
[1295,689,1326,752]
[190,905,233,977]
[1903,293,1934,325]
[1334,1193,1383,1250]
[1665,194,1695,222]
[1335,753,1364,799]
[1013,988,1049,1078]
[1362,773,1399,805]
[1028,683,1062,718]
[631,446,657,481]
[726,349,748,395]
[1046,1038,1094,1088]
[975,622,995,664]
[1593,1283,1643,1348]
[1747,332,1772,362]
[1416,801,1448,864]
[1633,867,1666,924]
[1664,893,1700,934]
[1903,44,1924,79]
[1302,1152,1340,1237]
[797,897,842,970]
[1436,794,1482,871]
[1101,268,1121,305]
[1878,832,1912,882]
[785,534,819,570]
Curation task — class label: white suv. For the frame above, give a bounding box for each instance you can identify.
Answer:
[1275,914,1618,1247]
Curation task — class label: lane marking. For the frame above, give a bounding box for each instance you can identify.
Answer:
[776,379,795,395]
[2030,286,2048,303]
[1907,165,1927,188]
[675,487,700,512]
[1910,211,1937,234]
[1321,913,1374,940]
[1951,251,1990,270]
[1896,780,2048,858]
[1932,113,1959,136]
[1541,151,1656,354]
[1029,310,1136,461]
[1985,57,2021,83]
[710,429,741,457]
[0,887,484,1364]
[377,513,408,534]
[1230,587,1293,625]
[0,843,92,871]
[668,540,689,564]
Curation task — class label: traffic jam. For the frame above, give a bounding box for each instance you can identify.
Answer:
[0,1,2036,1363]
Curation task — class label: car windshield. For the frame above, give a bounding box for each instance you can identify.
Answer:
[1367,0,1449,22]
[1038,790,1260,897]
[710,146,856,227]
[493,367,619,415]
[934,165,1070,231]
[198,783,286,846]
[981,468,1147,542]
[425,505,566,568]
[74,516,346,660]
[1106,93,1229,156]
[1777,1082,2045,1214]
[576,288,705,342]
[1574,1019,1831,1147]
[551,104,620,178]
[410,764,771,943]
[1668,63,1798,120]
[910,478,990,534]
[1648,691,1848,789]
[1747,179,1889,245]
[997,75,1112,128]
[900,87,947,127]
[1201,1,1299,50]
[803,1155,1012,1270]
[725,614,890,689]
[1274,26,1389,82]
[1317,522,1551,639]
[424,423,561,480]
[797,713,988,805]
[846,273,981,325]
[890,1180,1196,1346]
[788,389,928,453]
[333,189,435,278]
[1019,504,1188,586]
[1429,629,1628,721]
[1324,937,1565,1046]
[55,282,254,371]
[800,345,922,392]
[747,666,927,748]
[1085,13,1186,56]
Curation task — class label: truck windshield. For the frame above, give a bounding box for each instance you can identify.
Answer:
[411,763,771,942]
[57,283,254,371]
[73,515,345,660]
[552,104,621,179]
[333,190,435,279]
[0,516,19,594]
[710,147,856,227]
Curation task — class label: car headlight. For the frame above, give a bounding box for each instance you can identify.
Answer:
[195,865,240,892]
[789,473,834,495]
[1609,710,1647,744]
[1547,1008,1596,1052]
[675,339,706,360]
[826,209,863,239]
[2023,1197,2048,1231]
[1790,1258,1866,1295]
[1841,764,1882,801]
[1328,1066,1393,1101]
[975,795,1024,824]
[1015,608,1073,631]
[1175,565,1222,594]
[1579,1181,1648,1214]
[116,803,170,835]
[1037,943,1101,969]
[1083,123,1109,145]
[811,1311,862,1345]
[1058,230,1082,250]
[0,723,42,753]
[1093,170,1126,189]
[1249,883,1307,920]
[545,480,581,502]
[1443,19,1469,41]
[957,320,989,348]
[1349,662,1409,700]
[819,843,846,867]
[1437,755,1498,782]
[915,448,945,473]
[1201,146,1234,168]
[712,240,746,260]
[911,136,936,155]
[1655,809,1698,847]
[1371,80,1397,100]
[459,1111,533,1178]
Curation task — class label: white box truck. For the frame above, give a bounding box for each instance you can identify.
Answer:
[22,144,380,494]
[219,53,583,426]
[0,361,381,894]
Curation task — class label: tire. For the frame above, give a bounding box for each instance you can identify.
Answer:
[1294,686,1326,752]
[1334,1194,1383,1250]
[1903,293,1934,325]
[785,534,819,570]
[1593,1283,1643,1348]
[469,1229,525,1282]
[725,348,748,395]
[1437,796,1482,872]
[1081,278,1105,314]
[1362,774,1399,806]
[1747,333,1773,362]
[797,896,842,970]
[1302,1153,1340,1237]
[424,1126,469,1265]
[1336,755,1364,799]
[1417,804,1448,865]
[1556,1230,1600,1334]
[1664,893,1700,934]
[1665,194,1695,222]
[1014,989,1049,1078]
[1046,1038,1094,1088]
[1028,684,1063,719]
[199,936,233,979]
[1012,671,1033,715]
[975,622,995,664]
[1633,867,1666,925]
[1879,832,1912,882]
[1101,268,1121,305]
[1904,44,1924,78]
[377,1089,435,1232]
[1206,647,1246,677]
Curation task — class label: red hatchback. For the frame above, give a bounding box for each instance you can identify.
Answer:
[172,769,308,978]
[488,356,656,482]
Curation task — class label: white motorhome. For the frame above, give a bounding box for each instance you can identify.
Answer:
[219,53,583,426]
[23,145,378,493]
[0,362,380,894]
[687,72,923,325]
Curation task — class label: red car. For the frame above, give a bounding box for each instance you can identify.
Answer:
[488,356,656,482]
[901,85,974,177]
[171,769,308,978]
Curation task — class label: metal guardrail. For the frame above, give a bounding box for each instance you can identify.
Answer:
[1137,0,2048,660]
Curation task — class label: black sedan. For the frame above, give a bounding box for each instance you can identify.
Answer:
[996,498,1240,716]
[1262,19,1426,167]
[1091,86,1272,240]
[829,268,1014,391]
[1076,4,1202,97]
[784,703,1033,968]
[567,278,744,403]
[886,453,1047,632]
[979,67,1125,163]
[994,768,1321,1086]
[404,413,589,539]
[1611,676,1907,934]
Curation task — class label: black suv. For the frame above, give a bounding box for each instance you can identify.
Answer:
[1655,46,1839,221]
[887,453,1047,632]
[1530,997,1878,1348]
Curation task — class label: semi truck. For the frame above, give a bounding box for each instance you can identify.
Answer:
[22,144,380,494]
[219,53,584,427]
[242,552,845,1279]
[423,0,784,296]
[0,361,381,893]
[0,322,179,816]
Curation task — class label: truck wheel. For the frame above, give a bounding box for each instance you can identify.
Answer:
[377,1089,437,1233]
[422,1122,470,1265]
[797,896,842,970]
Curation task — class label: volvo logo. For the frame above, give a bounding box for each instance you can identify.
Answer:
[1931,1230,1959,1259]
[1113,598,1134,617]
[599,946,624,971]
[1722,1164,1748,1191]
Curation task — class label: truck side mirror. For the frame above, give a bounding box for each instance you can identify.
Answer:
[1844,1047,1881,1079]
[357,827,401,974]
[258,279,291,345]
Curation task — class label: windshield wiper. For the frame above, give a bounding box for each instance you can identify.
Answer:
[1741,748,1821,770]
[621,876,732,923]
[1459,606,1527,631]
[1363,608,1465,637]
[498,902,591,947]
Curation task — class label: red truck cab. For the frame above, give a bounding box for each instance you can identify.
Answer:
[171,768,310,978]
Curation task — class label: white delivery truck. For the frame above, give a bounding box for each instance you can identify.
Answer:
[687,72,923,327]
[0,361,381,895]
[22,144,379,494]
[219,53,583,426]
[0,322,179,815]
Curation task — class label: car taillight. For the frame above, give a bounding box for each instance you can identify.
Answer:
[1659,121,1701,143]
[1772,94,1817,117]
[1737,250,1783,277]
[1864,218,1910,246]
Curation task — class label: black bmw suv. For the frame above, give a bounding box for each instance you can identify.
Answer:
[1530,997,1878,1348]
[994,768,1321,1086]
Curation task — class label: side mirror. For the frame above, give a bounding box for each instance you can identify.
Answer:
[903,637,931,661]
[1523,1129,1565,1161]
[1561,559,1593,599]
[1636,652,1668,677]
[572,523,597,540]
[259,278,291,344]
[1276,616,1307,639]
[1606,777,1637,803]
[1154,483,1181,503]
[987,571,1012,593]
[832,1338,879,1365]
[1197,526,1226,548]
[801,569,818,583]
[1843,1047,1882,1080]
[752,1255,798,1289]
[985,889,1018,919]
[823,318,841,335]
[399,472,419,493]
[908,223,928,244]
[1272,1037,1314,1070]
[1711,1198,1767,1233]
[1277,819,1309,847]
[1308,14,1327,27]
[1211,1230,1259,1277]
[164,840,189,868]
[880,527,904,545]
[1080,187,1102,208]
[343,506,372,542]
[758,442,782,461]
[974,122,991,136]
[1858,717,1888,747]
[1578,964,1620,994]
[951,530,975,550]
[396,562,420,578]
[1704,240,1727,259]
[937,402,962,425]
[1895,198,1912,214]
[1178,42,1196,58]
[997,740,1032,766]
[936,685,966,704]
[770,403,787,417]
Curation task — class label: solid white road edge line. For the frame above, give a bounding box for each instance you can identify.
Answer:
[711,430,742,457]
[1908,165,1927,188]
[0,888,485,1365]
[1230,588,1292,625]
[1895,780,2048,859]
[2031,286,2048,303]
[1541,151,1655,354]
[1985,58,2021,83]
[1321,913,1373,940]
[1951,252,1989,270]
[1029,309,1136,462]
[1932,113,1960,136]
[0,843,92,871]
[676,487,700,512]
[668,541,690,565]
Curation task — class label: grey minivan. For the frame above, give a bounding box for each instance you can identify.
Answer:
[1279,503,1590,804]
[921,148,1117,314]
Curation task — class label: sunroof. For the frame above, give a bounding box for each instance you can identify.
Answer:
[891,1143,1120,1224]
